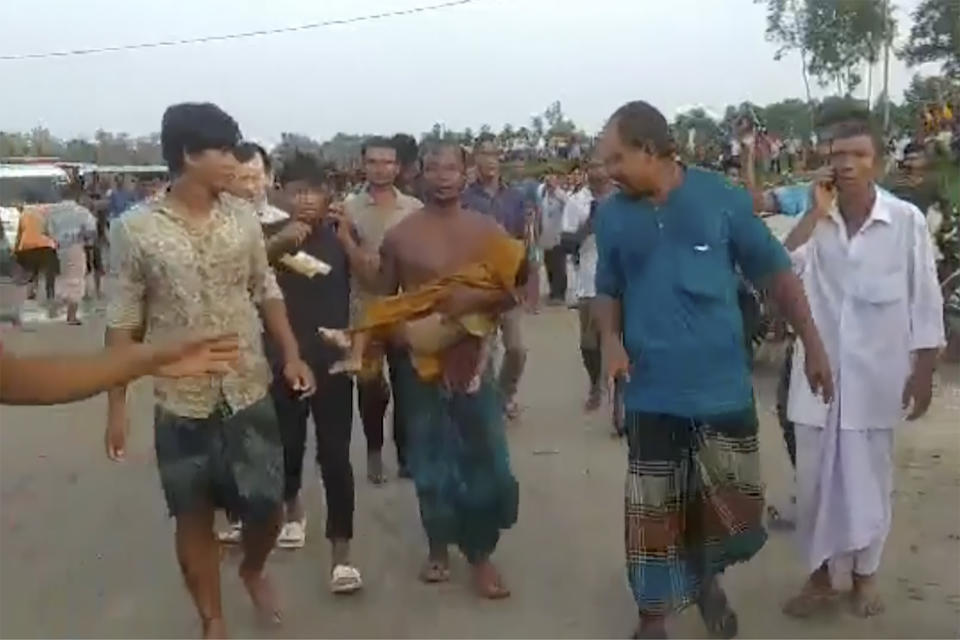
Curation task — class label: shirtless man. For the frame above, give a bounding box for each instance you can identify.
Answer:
[340,141,519,598]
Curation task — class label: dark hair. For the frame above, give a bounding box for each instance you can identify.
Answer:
[474,132,498,148]
[361,136,398,159]
[391,133,419,166]
[420,141,468,168]
[827,114,884,156]
[277,152,333,187]
[234,141,272,174]
[608,101,676,157]
[160,102,241,174]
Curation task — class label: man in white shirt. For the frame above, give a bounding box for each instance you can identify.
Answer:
[538,172,568,304]
[562,154,616,416]
[782,115,944,620]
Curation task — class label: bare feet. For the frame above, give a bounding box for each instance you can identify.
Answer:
[850,573,885,617]
[239,569,282,626]
[329,356,362,376]
[201,617,227,639]
[471,560,510,599]
[318,327,352,349]
[419,559,451,583]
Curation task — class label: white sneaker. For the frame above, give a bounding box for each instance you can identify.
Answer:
[277,519,306,549]
[330,564,363,594]
[217,522,243,544]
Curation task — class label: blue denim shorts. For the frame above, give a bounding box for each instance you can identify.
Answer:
[154,396,283,524]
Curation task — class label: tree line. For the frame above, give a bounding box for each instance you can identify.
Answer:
[1,0,956,167]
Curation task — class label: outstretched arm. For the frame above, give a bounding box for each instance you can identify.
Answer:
[1,336,240,406]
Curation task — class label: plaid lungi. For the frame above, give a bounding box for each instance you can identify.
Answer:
[625,407,766,615]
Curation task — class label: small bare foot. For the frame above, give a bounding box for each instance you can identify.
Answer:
[202,618,227,639]
[419,559,451,583]
[239,569,282,626]
[329,356,362,376]
[850,574,885,617]
[471,560,510,599]
[318,327,352,349]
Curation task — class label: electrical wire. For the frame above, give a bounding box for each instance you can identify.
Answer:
[0,0,477,61]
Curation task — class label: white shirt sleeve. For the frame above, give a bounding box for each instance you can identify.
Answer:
[907,208,946,351]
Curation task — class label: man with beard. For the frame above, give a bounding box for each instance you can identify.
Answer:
[346,141,519,599]
[594,101,832,639]
[104,103,315,638]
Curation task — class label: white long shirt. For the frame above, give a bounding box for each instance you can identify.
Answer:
[562,187,598,299]
[787,188,945,431]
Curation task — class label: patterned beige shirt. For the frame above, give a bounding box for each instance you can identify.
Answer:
[107,194,283,418]
[344,186,422,319]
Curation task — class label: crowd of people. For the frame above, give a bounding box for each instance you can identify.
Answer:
[0,95,953,640]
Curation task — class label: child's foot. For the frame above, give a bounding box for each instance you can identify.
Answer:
[318,327,352,349]
[329,356,362,375]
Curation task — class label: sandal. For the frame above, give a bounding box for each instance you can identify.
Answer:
[697,582,739,639]
[419,560,451,583]
[330,564,363,594]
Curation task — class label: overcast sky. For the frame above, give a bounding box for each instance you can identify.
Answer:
[0,0,939,145]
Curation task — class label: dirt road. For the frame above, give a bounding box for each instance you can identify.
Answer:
[1,309,958,638]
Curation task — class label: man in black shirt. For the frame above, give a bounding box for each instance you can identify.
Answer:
[261,152,362,593]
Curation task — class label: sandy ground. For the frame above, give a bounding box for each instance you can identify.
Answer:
[1,308,958,639]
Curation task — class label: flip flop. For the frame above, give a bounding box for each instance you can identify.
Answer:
[330,564,363,594]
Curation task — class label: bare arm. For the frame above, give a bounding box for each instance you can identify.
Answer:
[2,344,157,405]
[783,183,832,251]
[594,294,622,342]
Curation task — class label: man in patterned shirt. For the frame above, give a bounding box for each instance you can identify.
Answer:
[103,103,315,638]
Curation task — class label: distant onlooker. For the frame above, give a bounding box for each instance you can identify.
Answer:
[45,182,97,324]
[107,175,138,220]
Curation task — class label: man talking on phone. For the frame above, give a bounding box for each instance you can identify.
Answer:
[781,110,944,620]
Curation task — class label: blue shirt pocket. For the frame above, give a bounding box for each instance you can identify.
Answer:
[675,246,734,303]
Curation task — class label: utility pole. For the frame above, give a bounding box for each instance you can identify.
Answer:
[882,0,891,131]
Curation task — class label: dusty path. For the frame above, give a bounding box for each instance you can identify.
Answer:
[1,309,958,638]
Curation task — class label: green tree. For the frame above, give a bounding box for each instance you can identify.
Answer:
[900,0,960,79]
[762,98,816,139]
[803,0,893,96]
[757,0,815,103]
[499,123,515,145]
[673,108,722,152]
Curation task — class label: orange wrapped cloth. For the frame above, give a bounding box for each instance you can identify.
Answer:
[352,233,525,381]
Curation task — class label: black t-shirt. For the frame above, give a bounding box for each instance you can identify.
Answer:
[262,220,351,369]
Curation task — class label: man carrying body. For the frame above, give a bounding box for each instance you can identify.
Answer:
[462,133,529,419]
[594,101,832,639]
[340,136,422,482]
[781,114,944,619]
[561,154,616,416]
[349,141,519,599]
[104,102,315,638]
